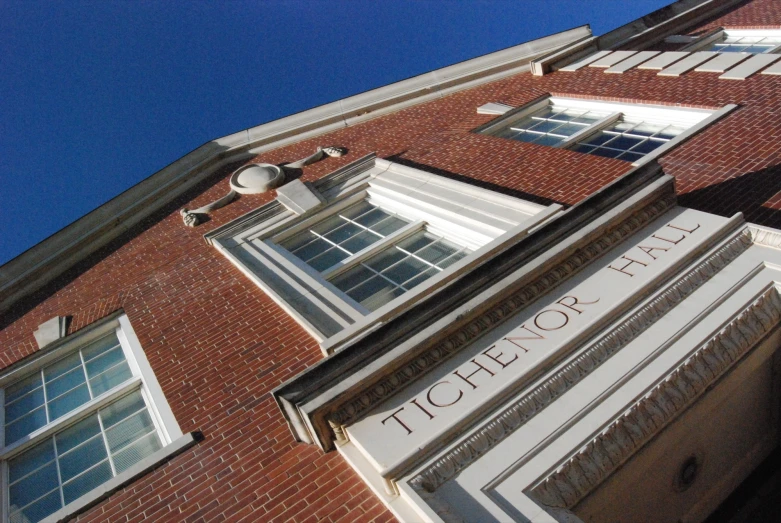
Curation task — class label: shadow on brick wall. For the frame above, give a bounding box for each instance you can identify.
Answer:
[679,163,781,229]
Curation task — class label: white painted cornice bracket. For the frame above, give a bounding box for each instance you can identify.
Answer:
[180,145,346,227]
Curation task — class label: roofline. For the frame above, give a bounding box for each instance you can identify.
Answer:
[0,25,591,315]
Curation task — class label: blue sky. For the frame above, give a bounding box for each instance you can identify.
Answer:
[0,0,672,266]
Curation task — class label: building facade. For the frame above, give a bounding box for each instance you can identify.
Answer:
[2,0,781,521]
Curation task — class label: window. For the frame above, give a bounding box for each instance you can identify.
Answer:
[206,156,558,350]
[1,315,184,523]
[480,97,714,163]
[278,201,470,312]
[674,29,781,54]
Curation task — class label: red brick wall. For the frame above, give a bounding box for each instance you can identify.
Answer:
[2,1,780,521]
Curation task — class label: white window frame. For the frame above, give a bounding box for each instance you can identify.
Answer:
[207,156,561,354]
[0,313,185,523]
[680,29,781,54]
[479,97,734,167]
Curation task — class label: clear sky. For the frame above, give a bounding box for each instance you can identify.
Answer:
[0,0,673,266]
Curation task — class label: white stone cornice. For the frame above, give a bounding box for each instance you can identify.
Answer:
[407,228,751,495]
[530,286,781,509]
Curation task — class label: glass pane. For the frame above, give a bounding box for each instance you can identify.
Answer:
[417,241,459,265]
[43,352,82,382]
[100,391,146,429]
[580,132,613,146]
[59,436,108,482]
[534,134,565,147]
[9,490,61,523]
[528,120,560,133]
[347,276,396,305]
[47,384,90,421]
[382,257,429,285]
[310,214,343,236]
[554,123,587,137]
[290,236,330,263]
[439,250,469,269]
[372,216,408,236]
[112,432,162,474]
[323,222,361,244]
[331,265,376,293]
[62,462,113,505]
[365,248,407,272]
[45,366,87,401]
[5,387,45,424]
[607,135,644,152]
[397,231,436,254]
[278,230,315,252]
[81,333,121,362]
[105,409,155,453]
[631,139,663,154]
[341,230,381,254]
[306,247,349,272]
[56,415,101,454]
[85,346,126,378]
[361,287,405,312]
[353,208,389,228]
[89,361,132,397]
[6,407,48,443]
[8,439,56,483]
[6,372,43,404]
[340,201,376,221]
[403,267,439,290]
[9,461,59,510]
[589,147,624,159]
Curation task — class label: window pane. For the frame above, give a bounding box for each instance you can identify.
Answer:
[89,361,133,397]
[9,461,59,512]
[341,230,381,254]
[417,241,460,265]
[105,409,156,453]
[330,265,376,293]
[6,407,48,443]
[5,387,45,424]
[361,287,406,312]
[9,490,61,523]
[372,216,408,236]
[44,353,82,382]
[112,432,162,474]
[8,439,56,483]
[85,346,126,378]
[47,384,91,421]
[383,257,429,286]
[345,276,396,305]
[6,372,43,404]
[81,333,121,362]
[100,391,147,429]
[45,366,87,401]
[306,247,350,272]
[62,462,113,505]
[397,231,436,254]
[289,236,330,262]
[323,222,362,244]
[56,414,101,454]
[59,435,109,482]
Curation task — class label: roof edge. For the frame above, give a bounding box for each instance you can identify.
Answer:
[0,25,591,315]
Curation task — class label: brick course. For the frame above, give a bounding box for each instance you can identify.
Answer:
[2,1,781,521]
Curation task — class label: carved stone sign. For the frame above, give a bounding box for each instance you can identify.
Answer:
[345,208,731,474]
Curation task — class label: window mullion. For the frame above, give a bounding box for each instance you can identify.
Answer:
[41,369,50,425]
[559,112,622,148]
[97,411,118,477]
[52,435,66,509]
[321,220,425,279]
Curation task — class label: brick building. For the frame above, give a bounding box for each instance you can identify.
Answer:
[2,0,781,521]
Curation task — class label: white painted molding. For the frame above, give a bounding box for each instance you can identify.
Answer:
[407,227,751,494]
[0,27,589,314]
[530,286,781,508]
